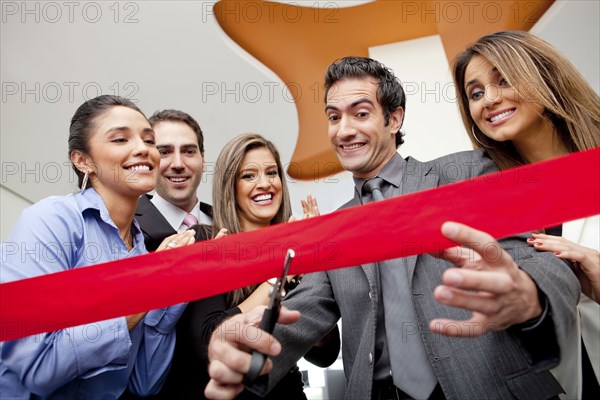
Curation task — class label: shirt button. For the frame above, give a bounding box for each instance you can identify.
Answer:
[369,353,373,364]
[368,291,373,300]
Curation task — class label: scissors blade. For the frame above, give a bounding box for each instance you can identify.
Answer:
[268,249,295,309]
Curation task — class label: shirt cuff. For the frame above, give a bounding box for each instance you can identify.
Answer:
[144,303,188,334]
[75,317,131,377]
[517,290,549,331]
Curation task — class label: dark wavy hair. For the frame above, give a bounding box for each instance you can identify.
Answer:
[148,109,205,153]
[324,56,406,148]
[68,95,145,189]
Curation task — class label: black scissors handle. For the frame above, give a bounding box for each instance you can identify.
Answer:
[243,249,294,386]
[243,310,277,385]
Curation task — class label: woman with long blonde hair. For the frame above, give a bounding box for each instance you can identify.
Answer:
[453,30,599,399]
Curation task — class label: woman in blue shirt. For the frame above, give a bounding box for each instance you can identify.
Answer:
[0,95,195,398]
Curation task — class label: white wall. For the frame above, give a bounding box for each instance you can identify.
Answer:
[1,186,32,241]
[1,0,598,241]
[531,0,599,94]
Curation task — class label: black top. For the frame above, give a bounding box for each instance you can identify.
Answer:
[122,225,339,399]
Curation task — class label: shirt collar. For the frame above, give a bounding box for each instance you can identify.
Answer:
[353,152,405,196]
[76,187,109,218]
[76,188,143,238]
[151,193,199,231]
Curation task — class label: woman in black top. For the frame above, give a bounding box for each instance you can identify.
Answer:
[156,133,339,399]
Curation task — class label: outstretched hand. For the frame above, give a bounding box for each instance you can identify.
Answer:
[288,194,320,223]
[429,222,542,337]
[301,194,320,219]
[205,306,301,399]
[529,232,599,303]
[155,230,196,251]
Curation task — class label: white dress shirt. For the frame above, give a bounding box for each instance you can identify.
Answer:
[150,193,212,232]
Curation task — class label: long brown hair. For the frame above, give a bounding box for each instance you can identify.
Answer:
[212,133,292,307]
[453,30,600,169]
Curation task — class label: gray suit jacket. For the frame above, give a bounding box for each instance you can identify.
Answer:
[260,150,579,400]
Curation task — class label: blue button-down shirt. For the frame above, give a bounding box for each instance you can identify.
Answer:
[0,189,186,399]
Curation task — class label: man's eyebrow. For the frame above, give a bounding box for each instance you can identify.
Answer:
[325,98,374,112]
[350,98,374,108]
[156,144,174,150]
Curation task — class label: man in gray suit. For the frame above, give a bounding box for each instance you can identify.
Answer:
[204,57,579,399]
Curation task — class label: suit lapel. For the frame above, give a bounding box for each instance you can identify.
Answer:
[353,158,439,284]
[199,202,213,218]
[135,195,177,240]
[401,157,438,283]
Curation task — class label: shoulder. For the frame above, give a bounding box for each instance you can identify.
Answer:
[425,148,491,166]
[199,202,213,217]
[3,195,84,280]
[18,194,82,227]
[135,194,155,214]
[418,149,498,183]
[339,198,357,210]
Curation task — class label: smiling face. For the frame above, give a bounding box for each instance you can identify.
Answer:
[235,147,283,231]
[464,55,552,145]
[153,120,205,212]
[325,78,402,179]
[84,106,159,201]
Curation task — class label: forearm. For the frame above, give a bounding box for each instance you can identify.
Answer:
[2,318,130,395]
[238,282,271,313]
[513,248,580,365]
[128,304,187,396]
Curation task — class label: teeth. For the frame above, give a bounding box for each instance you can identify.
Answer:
[169,177,187,183]
[343,144,363,150]
[127,165,150,171]
[490,110,514,122]
[253,194,272,202]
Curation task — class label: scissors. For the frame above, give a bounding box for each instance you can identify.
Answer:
[243,249,295,386]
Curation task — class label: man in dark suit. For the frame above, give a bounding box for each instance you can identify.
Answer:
[121,110,213,400]
[204,57,580,400]
[135,109,212,251]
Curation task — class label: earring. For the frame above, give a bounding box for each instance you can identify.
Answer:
[471,125,492,149]
[80,171,89,194]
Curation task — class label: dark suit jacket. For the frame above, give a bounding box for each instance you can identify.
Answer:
[135,194,213,251]
[257,150,579,400]
[121,196,213,400]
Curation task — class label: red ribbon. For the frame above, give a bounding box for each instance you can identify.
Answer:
[1,148,599,341]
